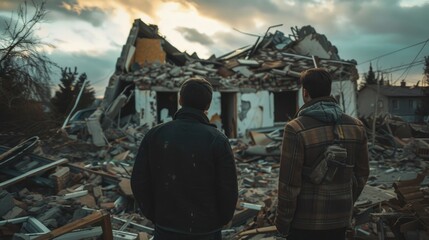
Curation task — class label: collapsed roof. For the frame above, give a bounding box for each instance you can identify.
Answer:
[105,19,358,98]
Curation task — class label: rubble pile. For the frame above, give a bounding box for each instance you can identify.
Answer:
[1,112,429,239]
[0,141,153,239]
[119,42,356,93]
[39,133,140,166]
[0,133,286,239]
[363,114,429,187]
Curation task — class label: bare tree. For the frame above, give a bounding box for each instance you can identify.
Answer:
[0,0,56,108]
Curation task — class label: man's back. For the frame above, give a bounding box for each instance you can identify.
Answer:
[131,106,238,235]
[276,97,369,231]
[276,68,369,240]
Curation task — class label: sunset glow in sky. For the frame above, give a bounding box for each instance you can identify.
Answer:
[1,0,428,96]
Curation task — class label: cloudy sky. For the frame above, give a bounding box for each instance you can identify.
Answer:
[1,0,428,97]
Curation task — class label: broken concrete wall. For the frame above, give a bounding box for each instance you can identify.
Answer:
[125,45,136,72]
[293,34,332,59]
[86,109,108,147]
[135,89,224,131]
[293,25,340,60]
[135,88,277,137]
[135,89,157,128]
[331,79,358,117]
[207,91,222,130]
[237,91,274,138]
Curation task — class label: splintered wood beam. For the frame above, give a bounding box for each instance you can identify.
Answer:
[34,211,113,240]
[0,136,39,163]
[238,225,277,237]
[0,158,68,189]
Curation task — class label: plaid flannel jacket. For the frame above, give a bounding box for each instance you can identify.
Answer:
[275,97,369,235]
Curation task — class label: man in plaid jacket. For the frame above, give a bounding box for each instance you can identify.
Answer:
[275,68,369,240]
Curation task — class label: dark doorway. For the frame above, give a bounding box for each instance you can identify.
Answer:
[156,92,178,123]
[221,92,237,138]
[273,91,297,122]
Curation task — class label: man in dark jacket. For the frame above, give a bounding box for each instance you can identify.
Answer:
[275,68,369,240]
[131,78,238,240]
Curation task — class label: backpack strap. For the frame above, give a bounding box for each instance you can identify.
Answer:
[332,114,344,144]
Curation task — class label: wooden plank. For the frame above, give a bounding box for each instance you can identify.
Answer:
[249,131,273,145]
[0,158,68,189]
[0,136,39,165]
[0,146,119,185]
[118,178,133,197]
[238,225,277,237]
[134,38,166,66]
[34,211,113,240]
[68,162,120,182]
[101,212,114,240]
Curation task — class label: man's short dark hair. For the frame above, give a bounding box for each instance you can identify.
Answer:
[179,78,213,110]
[300,68,332,98]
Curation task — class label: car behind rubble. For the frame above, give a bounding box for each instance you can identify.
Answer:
[66,107,97,135]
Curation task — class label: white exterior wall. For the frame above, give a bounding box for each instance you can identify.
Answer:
[135,89,157,128]
[331,80,357,117]
[135,90,223,130]
[206,91,222,130]
[237,91,274,137]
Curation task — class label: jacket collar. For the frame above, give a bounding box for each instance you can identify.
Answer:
[174,106,216,128]
[294,96,338,118]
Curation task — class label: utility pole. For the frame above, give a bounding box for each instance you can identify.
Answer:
[371,78,380,147]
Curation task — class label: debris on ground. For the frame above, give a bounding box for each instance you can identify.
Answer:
[1,113,428,239]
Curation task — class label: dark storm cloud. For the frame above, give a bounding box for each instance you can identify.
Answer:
[324,0,429,41]
[1,0,108,27]
[208,31,255,57]
[173,0,343,31]
[44,0,108,27]
[325,0,429,80]
[113,0,157,16]
[171,0,428,43]
[200,0,425,41]
[3,0,428,87]
[174,0,283,30]
[175,0,429,80]
[175,27,214,45]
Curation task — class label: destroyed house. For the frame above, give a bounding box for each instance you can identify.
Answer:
[102,19,359,138]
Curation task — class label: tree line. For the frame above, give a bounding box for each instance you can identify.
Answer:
[0,1,95,145]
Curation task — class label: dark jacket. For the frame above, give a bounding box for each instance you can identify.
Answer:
[275,97,369,234]
[131,106,238,234]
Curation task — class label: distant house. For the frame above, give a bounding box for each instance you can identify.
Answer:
[358,81,427,122]
[102,19,359,138]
